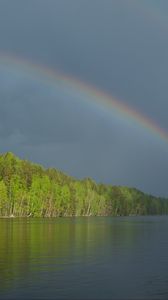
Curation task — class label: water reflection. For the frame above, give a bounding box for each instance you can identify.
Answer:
[0,216,168,299]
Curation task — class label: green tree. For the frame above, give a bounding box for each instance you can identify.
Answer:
[0,180,8,216]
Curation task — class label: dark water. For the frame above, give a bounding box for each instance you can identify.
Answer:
[0,216,168,299]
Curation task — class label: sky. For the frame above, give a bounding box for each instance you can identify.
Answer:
[0,0,168,196]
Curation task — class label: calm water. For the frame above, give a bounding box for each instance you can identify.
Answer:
[0,216,168,299]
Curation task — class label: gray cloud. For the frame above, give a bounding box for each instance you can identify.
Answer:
[0,0,168,196]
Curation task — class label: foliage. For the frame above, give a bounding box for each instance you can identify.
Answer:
[0,152,167,217]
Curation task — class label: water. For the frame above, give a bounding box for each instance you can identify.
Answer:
[0,216,168,299]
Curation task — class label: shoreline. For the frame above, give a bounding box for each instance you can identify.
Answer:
[0,214,167,219]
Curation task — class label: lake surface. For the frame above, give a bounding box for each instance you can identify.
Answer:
[0,216,168,299]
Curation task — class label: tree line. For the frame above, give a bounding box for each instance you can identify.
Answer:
[0,152,167,217]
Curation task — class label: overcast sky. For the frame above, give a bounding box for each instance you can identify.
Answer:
[0,0,168,196]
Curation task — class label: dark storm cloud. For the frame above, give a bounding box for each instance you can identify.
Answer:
[0,0,168,196]
[0,0,168,126]
[0,72,121,145]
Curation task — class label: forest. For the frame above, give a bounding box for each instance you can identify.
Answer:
[0,152,167,217]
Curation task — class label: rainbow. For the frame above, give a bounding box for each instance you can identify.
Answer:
[0,51,168,144]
